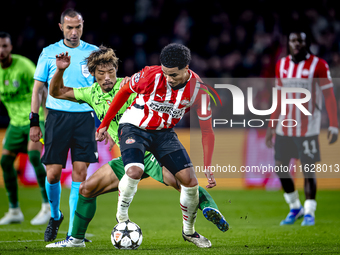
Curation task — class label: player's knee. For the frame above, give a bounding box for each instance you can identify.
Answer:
[27,151,41,167]
[0,154,15,173]
[126,165,144,180]
[177,168,198,187]
[79,181,93,198]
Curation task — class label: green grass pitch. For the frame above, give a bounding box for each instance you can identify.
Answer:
[0,187,339,254]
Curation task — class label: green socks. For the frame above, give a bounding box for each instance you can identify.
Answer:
[198,186,219,211]
[1,154,18,208]
[71,194,97,239]
[28,150,48,203]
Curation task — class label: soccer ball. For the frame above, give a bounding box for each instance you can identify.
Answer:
[111,221,143,249]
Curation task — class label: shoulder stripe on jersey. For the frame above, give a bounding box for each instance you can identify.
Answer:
[320,83,333,90]
[188,81,201,107]
[309,56,319,78]
[279,58,285,78]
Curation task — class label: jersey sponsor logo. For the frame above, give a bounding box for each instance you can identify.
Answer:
[81,64,90,78]
[149,102,185,119]
[106,100,111,105]
[125,137,135,144]
[281,78,309,89]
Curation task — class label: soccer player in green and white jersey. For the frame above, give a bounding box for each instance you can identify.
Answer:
[45,46,228,248]
[0,32,50,225]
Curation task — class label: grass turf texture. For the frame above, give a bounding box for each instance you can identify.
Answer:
[0,187,339,254]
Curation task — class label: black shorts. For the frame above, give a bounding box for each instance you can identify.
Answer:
[274,134,321,164]
[41,110,98,168]
[118,124,192,174]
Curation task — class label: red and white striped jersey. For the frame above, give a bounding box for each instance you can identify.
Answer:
[119,66,212,130]
[275,54,333,137]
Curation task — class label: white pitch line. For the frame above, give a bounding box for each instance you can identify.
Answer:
[0,238,63,243]
[0,229,67,234]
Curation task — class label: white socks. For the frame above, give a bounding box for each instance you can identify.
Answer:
[116,174,140,222]
[304,199,317,217]
[180,185,199,235]
[284,191,317,217]
[283,190,302,209]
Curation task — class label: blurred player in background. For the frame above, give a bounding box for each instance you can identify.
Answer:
[44,46,228,247]
[0,32,50,225]
[265,29,338,226]
[97,43,217,248]
[30,9,98,242]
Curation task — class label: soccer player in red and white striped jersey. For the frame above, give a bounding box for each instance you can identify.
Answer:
[265,30,338,226]
[97,43,216,248]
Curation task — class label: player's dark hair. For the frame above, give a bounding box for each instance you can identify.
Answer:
[60,8,83,24]
[86,45,119,73]
[287,28,312,54]
[0,32,11,43]
[160,43,191,70]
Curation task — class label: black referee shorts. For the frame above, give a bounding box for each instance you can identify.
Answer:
[41,110,98,168]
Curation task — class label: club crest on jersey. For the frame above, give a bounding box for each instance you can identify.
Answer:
[302,69,309,76]
[180,99,190,106]
[125,137,135,144]
[81,64,90,78]
[106,100,111,105]
[13,80,19,88]
[4,80,9,86]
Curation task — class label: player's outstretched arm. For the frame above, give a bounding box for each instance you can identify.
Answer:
[49,52,77,102]
[199,117,216,188]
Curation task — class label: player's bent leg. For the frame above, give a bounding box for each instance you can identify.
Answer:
[275,160,303,226]
[68,162,90,237]
[0,151,24,225]
[301,164,317,226]
[117,148,145,223]
[27,141,50,225]
[199,185,229,232]
[162,167,229,232]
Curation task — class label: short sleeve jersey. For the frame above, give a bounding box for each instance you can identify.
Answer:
[34,40,98,112]
[119,66,212,130]
[73,78,136,145]
[0,54,44,126]
[275,54,333,137]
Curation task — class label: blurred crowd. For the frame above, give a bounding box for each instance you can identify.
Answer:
[1,0,340,127]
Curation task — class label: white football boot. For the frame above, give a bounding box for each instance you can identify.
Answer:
[46,236,85,248]
[182,231,212,248]
[30,202,51,225]
[0,208,24,225]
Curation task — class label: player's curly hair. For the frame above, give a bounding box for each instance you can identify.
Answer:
[86,45,119,73]
[160,43,191,70]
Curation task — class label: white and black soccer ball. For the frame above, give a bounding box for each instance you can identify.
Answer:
[111,221,143,250]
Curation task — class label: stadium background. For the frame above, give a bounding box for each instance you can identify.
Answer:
[0,0,340,189]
